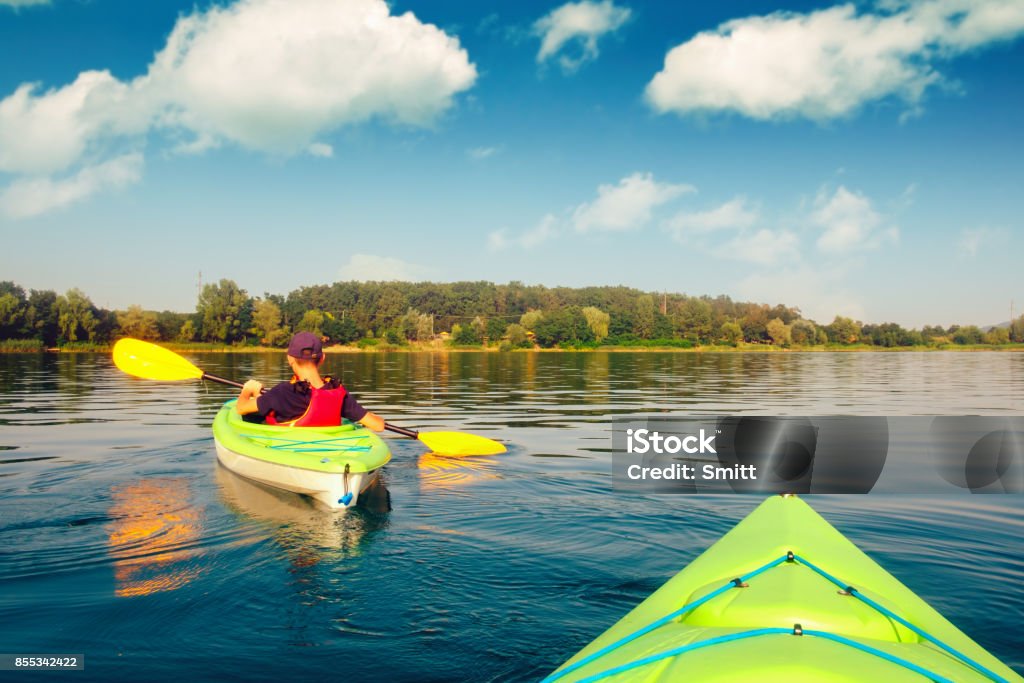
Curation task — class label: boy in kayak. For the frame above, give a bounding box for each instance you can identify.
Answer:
[234,331,385,431]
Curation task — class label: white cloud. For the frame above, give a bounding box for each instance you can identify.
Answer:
[573,172,693,233]
[141,0,477,153]
[307,142,334,158]
[666,197,798,266]
[716,228,801,265]
[645,0,1024,121]
[487,230,509,250]
[0,0,50,7]
[337,254,432,282]
[0,153,143,219]
[491,171,689,249]
[0,0,477,217]
[467,145,499,160]
[812,186,897,252]
[0,72,140,175]
[489,213,558,250]
[534,0,631,73]
[735,265,866,323]
[666,197,758,240]
[957,227,1005,257]
[957,229,983,257]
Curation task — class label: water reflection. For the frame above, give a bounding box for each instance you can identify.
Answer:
[215,464,390,567]
[107,478,204,598]
[418,453,502,490]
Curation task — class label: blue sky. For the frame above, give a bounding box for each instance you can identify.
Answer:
[1,0,1022,327]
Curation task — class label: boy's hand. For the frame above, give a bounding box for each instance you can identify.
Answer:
[235,380,263,415]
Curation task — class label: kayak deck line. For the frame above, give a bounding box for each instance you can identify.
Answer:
[544,550,1011,683]
[567,628,961,683]
[542,554,790,683]
[236,432,374,453]
[792,553,1009,683]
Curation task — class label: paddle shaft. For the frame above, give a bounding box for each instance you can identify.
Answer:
[202,373,244,390]
[197,372,419,439]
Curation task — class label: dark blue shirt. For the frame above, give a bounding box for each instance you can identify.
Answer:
[253,378,368,423]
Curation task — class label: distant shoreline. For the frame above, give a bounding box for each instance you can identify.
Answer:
[4,342,1024,354]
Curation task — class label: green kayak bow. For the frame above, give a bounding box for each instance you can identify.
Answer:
[545,495,1021,683]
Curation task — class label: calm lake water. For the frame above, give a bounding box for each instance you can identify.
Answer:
[0,351,1022,681]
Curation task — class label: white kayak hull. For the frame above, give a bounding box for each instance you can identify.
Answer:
[214,439,380,510]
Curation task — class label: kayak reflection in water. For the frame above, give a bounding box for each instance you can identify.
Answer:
[234,332,385,431]
[215,464,390,568]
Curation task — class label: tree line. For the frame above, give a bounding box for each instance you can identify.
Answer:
[1,279,1022,350]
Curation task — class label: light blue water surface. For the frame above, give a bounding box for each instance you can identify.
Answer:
[0,351,1021,681]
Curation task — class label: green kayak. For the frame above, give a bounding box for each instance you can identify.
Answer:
[212,400,391,510]
[545,495,1021,682]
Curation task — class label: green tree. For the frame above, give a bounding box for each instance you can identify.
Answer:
[505,323,530,347]
[471,315,487,340]
[766,318,792,346]
[790,319,817,346]
[720,321,743,346]
[453,322,480,345]
[827,316,861,344]
[297,310,325,336]
[652,313,674,340]
[375,287,407,330]
[155,311,189,342]
[582,306,610,342]
[952,325,983,345]
[534,307,595,347]
[679,299,713,342]
[94,308,118,344]
[520,310,544,331]
[634,295,655,339]
[984,327,1010,345]
[252,298,284,344]
[863,322,917,347]
[1010,316,1024,343]
[741,309,769,343]
[608,310,635,339]
[399,308,418,341]
[0,292,24,339]
[178,319,196,342]
[323,316,360,344]
[56,288,98,343]
[116,305,159,340]
[486,317,508,342]
[26,289,59,346]
[416,313,434,341]
[197,279,250,343]
[921,325,945,343]
[398,308,434,341]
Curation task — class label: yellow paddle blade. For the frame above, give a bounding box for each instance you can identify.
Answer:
[112,338,204,382]
[417,431,507,457]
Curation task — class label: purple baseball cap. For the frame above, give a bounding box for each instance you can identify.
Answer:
[287,331,323,360]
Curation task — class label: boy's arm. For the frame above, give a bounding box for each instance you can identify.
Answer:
[235,380,264,415]
[358,411,385,432]
[343,392,384,431]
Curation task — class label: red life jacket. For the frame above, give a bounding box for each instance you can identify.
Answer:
[265,379,347,427]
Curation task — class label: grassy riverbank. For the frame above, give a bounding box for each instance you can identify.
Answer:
[5,339,1024,353]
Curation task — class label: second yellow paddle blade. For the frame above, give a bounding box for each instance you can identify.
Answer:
[418,431,507,457]
[112,338,204,382]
